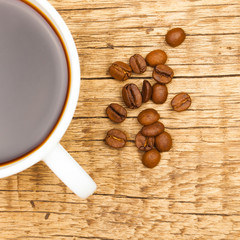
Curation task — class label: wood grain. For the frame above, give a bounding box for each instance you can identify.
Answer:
[0,0,240,239]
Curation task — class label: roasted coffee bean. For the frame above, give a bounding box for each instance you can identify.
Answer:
[106,103,127,123]
[165,28,186,47]
[145,50,167,67]
[142,149,161,168]
[129,54,147,74]
[152,83,168,104]
[109,61,132,81]
[105,129,127,148]
[135,131,155,151]
[122,83,142,109]
[155,132,172,152]
[141,121,165,137]
[171,92,191,112]
[153,64,174,84]
[142,80,152,103]
[138,108,160,126]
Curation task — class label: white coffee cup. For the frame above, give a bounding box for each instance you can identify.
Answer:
[0,0,97,199]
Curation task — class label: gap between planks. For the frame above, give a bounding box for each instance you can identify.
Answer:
[80,74,240,80]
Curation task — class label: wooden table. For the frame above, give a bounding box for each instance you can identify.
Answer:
[1,0,240,239]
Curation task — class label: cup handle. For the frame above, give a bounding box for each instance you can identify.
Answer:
[43,143,96,199]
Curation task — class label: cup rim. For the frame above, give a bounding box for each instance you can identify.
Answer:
[0,0,80,177]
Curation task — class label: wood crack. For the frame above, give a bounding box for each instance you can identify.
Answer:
[53,235,116,240]
[58,6,126,12]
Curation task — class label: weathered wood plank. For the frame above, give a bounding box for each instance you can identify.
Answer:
[1,194,240,239]
[74,76,240,117]
[50,0,240,11]
[49,0,240,78]
[59,8,240,78]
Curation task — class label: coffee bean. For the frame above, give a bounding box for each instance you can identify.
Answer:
[152,83,168,104]
[153,64,174,84]
[171,92,191,112]
[106,103,127,123]
[138,108,160,126]
[165,28,186,47]
[142,80,152,103]
[141,121,165,137]
[135,131,155,151]
[122,83,142,109]
[129,54,147,74]
[145,50,167,67]
[142,149,161,168]
[155,132,172,152]
[109,61,132,81]
[105,129,127,148]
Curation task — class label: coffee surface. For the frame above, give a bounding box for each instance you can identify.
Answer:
[0,0,68,163]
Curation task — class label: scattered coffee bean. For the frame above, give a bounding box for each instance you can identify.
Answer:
[171,92,191,112]
[142,80,152,103]
[152,83,168,104]
[135,131,155,151]
[141,121,165,137]
[106,103,127,123]
[129,54,147,74]
[109,61,132,81]
[155,132,172,152]
[122,83,142,109]
[142,149,161,168]
[165,28,186,47]
[145,50,167,67]
[138,108,160,126]
[105,129,127,148]
[105,35,191,169]
[153,64,174,84]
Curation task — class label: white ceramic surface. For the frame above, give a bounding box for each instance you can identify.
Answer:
[0,0,96,199]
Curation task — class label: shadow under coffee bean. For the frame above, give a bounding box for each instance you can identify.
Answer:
[0,0,69,164]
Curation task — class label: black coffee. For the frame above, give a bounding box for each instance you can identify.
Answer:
[0,0,69,164]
